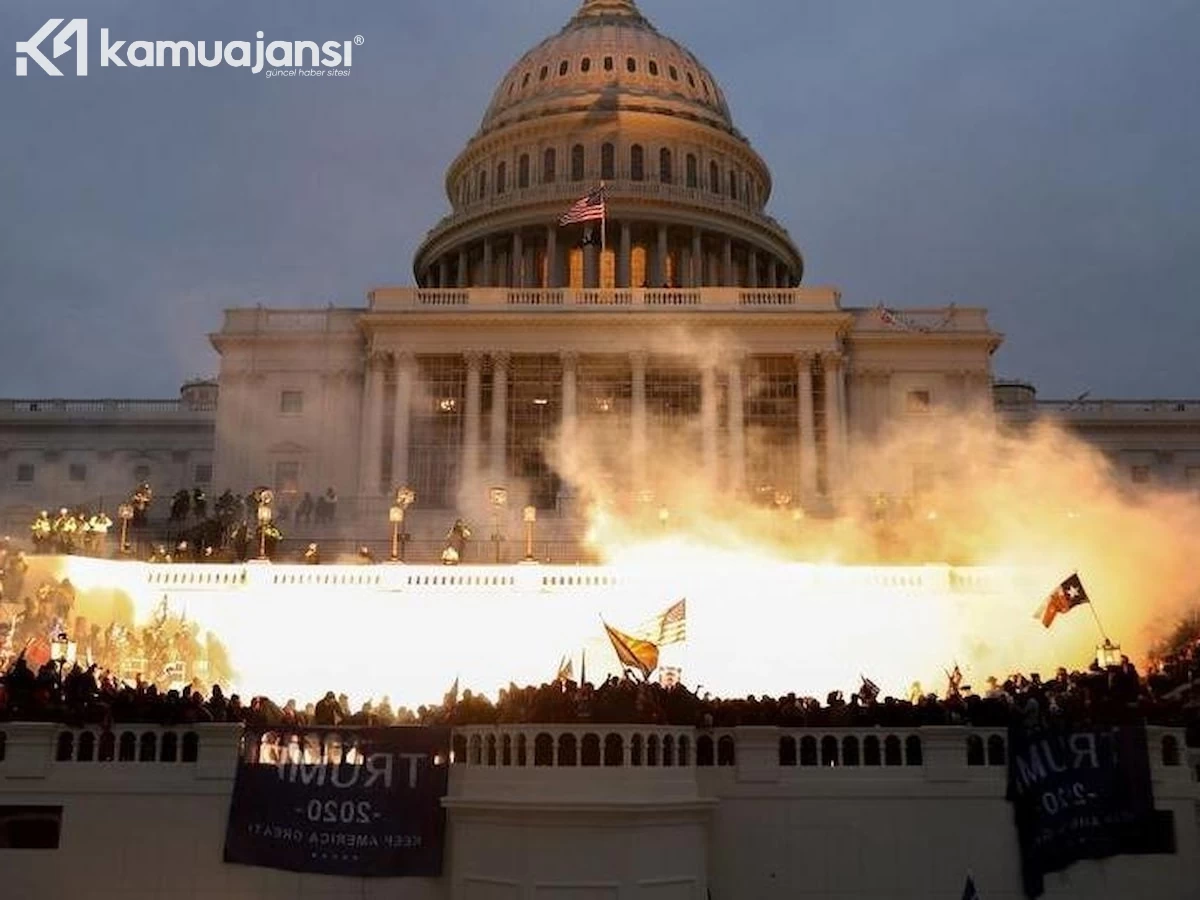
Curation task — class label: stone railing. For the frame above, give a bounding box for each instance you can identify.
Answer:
[1,724,1191,786]
[1035,399,1200,419]
[0,399,213,417]
[368,285,842,313]
[219,307,365,335]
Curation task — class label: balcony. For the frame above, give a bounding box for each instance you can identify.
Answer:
[367,285,843,314]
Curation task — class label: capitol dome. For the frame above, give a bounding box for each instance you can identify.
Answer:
[479,0,736,138]
[414,0,804,291]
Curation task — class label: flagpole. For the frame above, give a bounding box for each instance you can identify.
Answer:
[1088,598,1111,645]
[1076,571,1111,644]
[599,181,607,262]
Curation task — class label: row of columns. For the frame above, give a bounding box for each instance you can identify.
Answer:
[358,350,848,502]
[427,223,793,290]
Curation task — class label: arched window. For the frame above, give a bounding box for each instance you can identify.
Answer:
[648,60,659,76]
[559,60,569,76]
[496,161,506,195]
[709,161,720,194]
[988,735,1007,766]
[522,72,531,87]
[626,57,637,73]
[701,79,711,98]
[539,65,549,81]
[659,148,672,184]
[779,736,797,766]
[630,144,644,181]
[581,734,601,766]
[669,65,679,81]
[603,733,624,766]
[477,168,487,198]
[686,154,698,188]
[557,733,577,767]
[543,148,556,183]
[729,168,738,200]
[687,72,696,88]
[571,144,585,181]
[604,56,614,71]
[507,81,514,96]
[601,143,615,180]
[518,154,530,188]
[581,57,591,73]
[842,736,860,767]
[534,733,553,766]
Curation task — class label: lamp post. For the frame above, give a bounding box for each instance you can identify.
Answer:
[117,503,134,555]
[489,487,508,564]
[389,485,415,562]
[256,496,274,560]
[389,505,404,561]
[523,505,537,562]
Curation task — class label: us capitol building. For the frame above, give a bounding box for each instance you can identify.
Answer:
[1,0,1197,543]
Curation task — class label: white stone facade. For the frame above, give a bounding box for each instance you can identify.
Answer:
[1,721,1196,899]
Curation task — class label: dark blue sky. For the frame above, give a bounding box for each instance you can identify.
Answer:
[1,0,1196,399]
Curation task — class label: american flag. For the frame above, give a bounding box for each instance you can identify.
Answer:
[656,599,687,645]
[559,186,606,225]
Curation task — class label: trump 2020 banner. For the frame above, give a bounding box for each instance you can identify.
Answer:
[223,727,450,877]
[1006,723,1175,898]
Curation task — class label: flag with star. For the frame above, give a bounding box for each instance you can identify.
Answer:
[1034,573,1090,629]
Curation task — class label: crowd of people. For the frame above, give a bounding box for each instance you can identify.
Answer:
[3,630,1198,748]
[16,485,348,564]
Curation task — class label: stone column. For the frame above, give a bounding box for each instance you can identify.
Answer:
[457,249,468,288]
[691,229,703,287]
[561,351,578,449]
[701,362,719,486]
[823,353,845,497]
[766,257,777,290]
[585,240,599,289]
[545,226,558,288]
[357,352,387,498]
[437,257,449,289]
[747,249,759,289]
[655,224,668,287]
[797,352,817,500]
[728,355,746,493]
[619,222,632,288]
[463,351,483,480]
[722,237,733,287]
[490,352,510,482]
[512,232,524,288]
[391,351,415,489]
[631,351,647,488]
[482,239,493,288]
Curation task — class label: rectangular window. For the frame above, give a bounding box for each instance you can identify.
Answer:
[275,461,301,496]
[16,463,35,483]
[280,390,304,414]
[906,390,932,413]
[194,463,213,484]
[1131,465,1151,484]
[68,463,87,483]
[0,806,63,849]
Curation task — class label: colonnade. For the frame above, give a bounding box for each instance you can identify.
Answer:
[357,349,849,506]
[422,223,795,290]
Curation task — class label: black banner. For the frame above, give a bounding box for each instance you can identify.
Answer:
[1006,723,1175,898]
[223,727,450,877]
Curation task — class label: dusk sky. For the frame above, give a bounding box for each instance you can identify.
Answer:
[1,0,1196,399]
